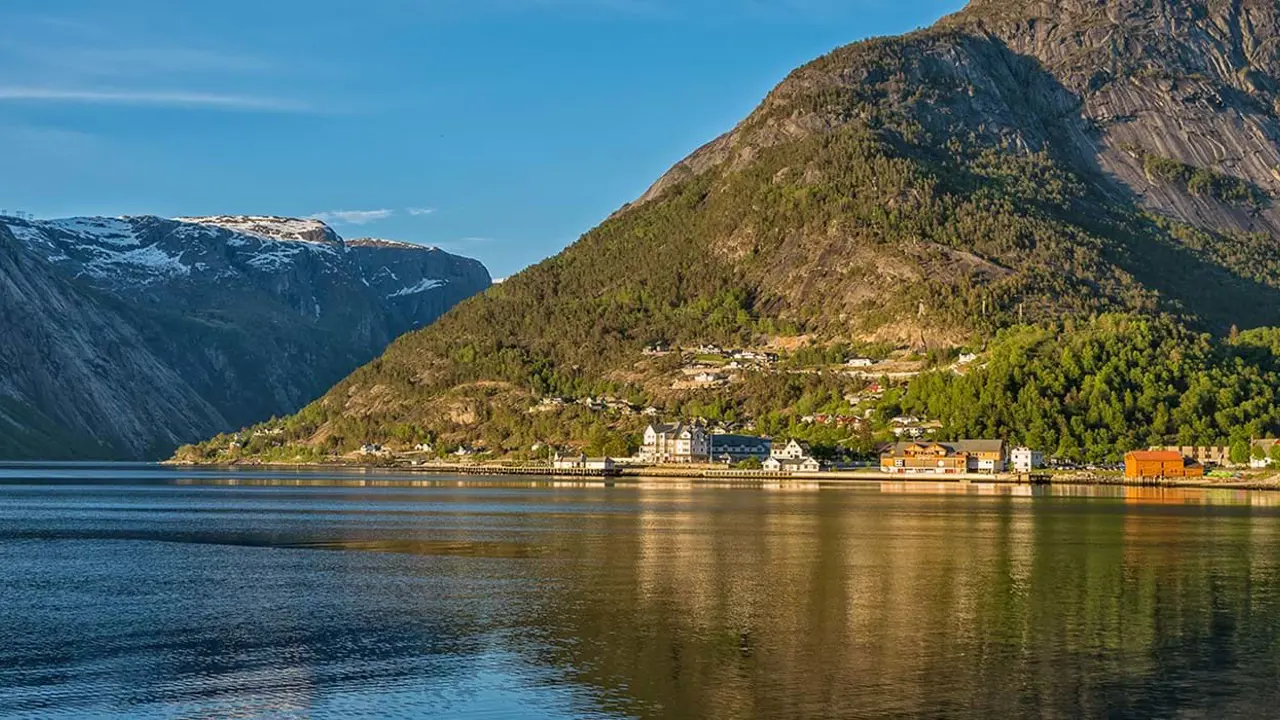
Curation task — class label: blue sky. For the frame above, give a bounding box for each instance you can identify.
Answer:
[0,0,965,277]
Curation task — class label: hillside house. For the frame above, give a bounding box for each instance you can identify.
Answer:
[846,358,874,368]
[1125,451,1204,479]
[880,440,1007,475]
[641,423,710,464]
[893,425,927,439]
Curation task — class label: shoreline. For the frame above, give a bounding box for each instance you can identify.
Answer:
[163,460,1280,492]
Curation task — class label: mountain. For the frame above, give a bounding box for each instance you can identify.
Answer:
[180,0,1280,461]
[0,215,490,459]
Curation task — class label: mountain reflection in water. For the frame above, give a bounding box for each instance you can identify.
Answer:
[2,466,1280,718]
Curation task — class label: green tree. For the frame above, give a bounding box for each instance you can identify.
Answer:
[1230,439,1251,466]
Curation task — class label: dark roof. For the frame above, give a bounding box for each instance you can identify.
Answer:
[711,434,771,447]
[649,422,694,435]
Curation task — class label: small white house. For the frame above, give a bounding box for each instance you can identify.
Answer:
[553,453,617,472]
[360,444,386,456]
[763,456,823,473]
[1010,447,1045,473]
[1251,439,1280,468]
[846,358,875,368]
[772,439,813,460]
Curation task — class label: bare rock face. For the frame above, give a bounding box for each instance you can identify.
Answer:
[640,0,1280,241]
[957,0,1280,236]
[0,215,491,459]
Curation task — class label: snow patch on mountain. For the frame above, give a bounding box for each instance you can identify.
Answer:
[87,244,190,278]
[54,218,141,246]
[0,217,140,253]
[387,278,447,298]
[246,245,304,271]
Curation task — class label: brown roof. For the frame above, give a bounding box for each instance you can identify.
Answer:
[882,440,1005,457]
[1126,451,1185,462]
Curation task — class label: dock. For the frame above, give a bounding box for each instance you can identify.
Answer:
[407,463,620,478]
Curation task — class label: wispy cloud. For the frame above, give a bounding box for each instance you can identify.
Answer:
[310,209,395,225]
[407,207,437,216]
[436,236,498,253]
[0,86,311,112]
[3,41,277,80]
[0,15,314,115]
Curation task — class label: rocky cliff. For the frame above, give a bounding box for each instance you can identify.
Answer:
[0,215,490,459]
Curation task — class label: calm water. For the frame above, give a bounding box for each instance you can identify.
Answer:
[4,465,1280,718]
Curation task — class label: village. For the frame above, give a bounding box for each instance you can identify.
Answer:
[355,414,1280,486]
[328,341,1280,486]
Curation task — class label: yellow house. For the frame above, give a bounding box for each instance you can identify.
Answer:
[880,440,1006,475]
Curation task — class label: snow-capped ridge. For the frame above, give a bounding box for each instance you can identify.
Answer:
[348,237,440,251]
[0,214,484,298]
[174,215,341,245]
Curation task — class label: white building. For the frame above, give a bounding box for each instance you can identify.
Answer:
[846,358,875,368]
[553,454,617,472]
[1251,439,1280,468]
[1010,447,1044,473]
[772,439,813,460]
[763,456,823,473]
[641,423,710,464]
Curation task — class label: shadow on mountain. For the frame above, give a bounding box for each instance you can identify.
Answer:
[951,33,1280,332]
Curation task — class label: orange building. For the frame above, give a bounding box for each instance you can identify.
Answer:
[1124,451,1205,480]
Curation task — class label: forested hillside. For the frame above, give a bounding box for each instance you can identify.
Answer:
[180,0,1280,463]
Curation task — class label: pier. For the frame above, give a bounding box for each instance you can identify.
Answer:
[407,463,620,478]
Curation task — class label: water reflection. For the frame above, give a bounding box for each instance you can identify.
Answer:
[3,472,1280,718]
[512,485,1280,718]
